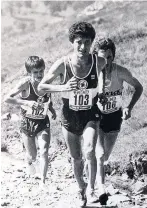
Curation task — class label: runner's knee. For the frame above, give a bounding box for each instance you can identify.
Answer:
[72,157,83,165]
[26,152,37,163]
[104,152,110,161]
[40,145,49,158]
[68,148,81,160]
[39,134,49,158]
[96,150,105,162]
[83,142,96,160]
[84,148,95,160]
[70,152,82,163]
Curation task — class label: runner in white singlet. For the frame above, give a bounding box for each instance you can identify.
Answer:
[93,38,143,203]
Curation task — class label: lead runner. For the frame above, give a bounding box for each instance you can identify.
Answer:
[38,22,105,206]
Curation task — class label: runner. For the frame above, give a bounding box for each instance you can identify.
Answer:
[93,38,143,204]
[5,56,56,187]
[38,22,106,206]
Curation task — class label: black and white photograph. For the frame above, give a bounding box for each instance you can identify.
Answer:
[1,1,147,208]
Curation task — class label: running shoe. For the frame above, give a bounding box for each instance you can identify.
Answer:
[78,188,87,207]
[87,189,99,203]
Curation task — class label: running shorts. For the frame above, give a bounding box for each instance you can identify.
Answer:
[20,116,50,137]
[61,104,100,135]
[99,109,123,133]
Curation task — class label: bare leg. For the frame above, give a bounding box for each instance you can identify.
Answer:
[83,121,98,190]
[96,130,118,205]
[62,126,85,190]
[83,121,98,202]
[96,130,119,185]
[37,128,50,184]
[96,128,105,194]
[104,132,118,161]
[22,133,37,175]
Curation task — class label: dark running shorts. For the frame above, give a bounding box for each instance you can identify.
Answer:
[20,116,50,137]
[99,109,123,133]
[61,104,100,135]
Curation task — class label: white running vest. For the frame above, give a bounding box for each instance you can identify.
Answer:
[97,63,123,114]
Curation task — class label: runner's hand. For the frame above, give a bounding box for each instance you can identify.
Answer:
[26,101,39,109]
[98,93,108,104]
[122,107,131,120]
[64,77,78,91]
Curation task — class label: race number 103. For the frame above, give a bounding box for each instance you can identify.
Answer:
[74,94,89,106]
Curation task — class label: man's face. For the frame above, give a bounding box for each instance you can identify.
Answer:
[98,49,113,68]
[72,36,92,57]
[30,67,44,83]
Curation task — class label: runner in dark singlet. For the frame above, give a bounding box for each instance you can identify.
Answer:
[5,56,56,187]
[38,22,106,206]
[60,54,99,135]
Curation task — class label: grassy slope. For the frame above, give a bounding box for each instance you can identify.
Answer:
[1,1,147,163]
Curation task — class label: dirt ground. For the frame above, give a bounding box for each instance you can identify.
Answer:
[1,140,147,208]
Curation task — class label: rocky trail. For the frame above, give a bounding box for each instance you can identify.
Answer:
[1,140,147,208]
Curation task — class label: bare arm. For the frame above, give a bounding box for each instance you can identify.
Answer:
[46,94,56,120]
[38,57,77,93]
[96,54,106,74]
[38,58,64,92]
[118,66,143,119]
[4,78,37,108]
[5,78,29,106]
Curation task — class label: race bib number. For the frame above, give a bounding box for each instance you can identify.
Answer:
[69,89,92,111]
[22,102,49,119]
[97,95,122,113]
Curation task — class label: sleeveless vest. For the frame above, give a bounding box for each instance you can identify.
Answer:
[97,63,123,114]
[20,81,50,119]
[61,54,99,111]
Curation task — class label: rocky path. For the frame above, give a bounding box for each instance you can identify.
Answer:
[1,145,147,208]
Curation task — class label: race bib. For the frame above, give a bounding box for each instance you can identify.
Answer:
[22,96,49,119]
[69,89,92,111]
[97,95,122,114]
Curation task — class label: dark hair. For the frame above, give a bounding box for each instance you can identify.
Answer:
[69,21,96,43]
[25,56,45,73]
[93,38,116,59]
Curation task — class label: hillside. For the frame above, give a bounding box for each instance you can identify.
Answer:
[1,1,147,208]
[2,0,147,149]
